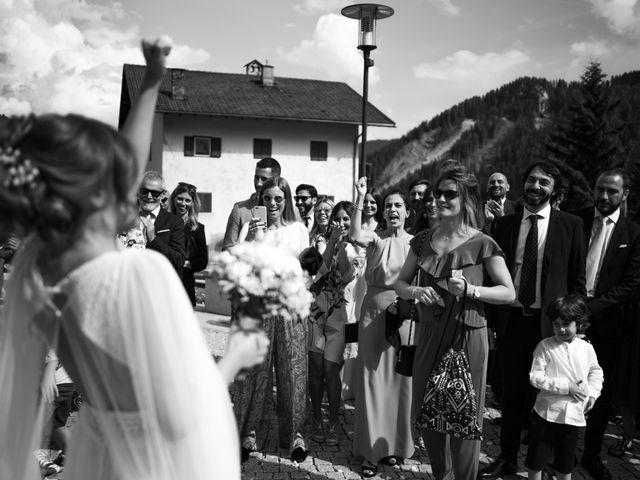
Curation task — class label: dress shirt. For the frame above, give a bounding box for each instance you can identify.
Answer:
[530,336,603,426]
[303,213,314,232]
[513,203,551,309]
[140,205,161,225]
[586,207,620,297]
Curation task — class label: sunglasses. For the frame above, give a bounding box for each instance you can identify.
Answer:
[262,195,285,204]
[139,188,164,199]
[434,189,460,201]
[178,182,197,193]
[294,195,311,202]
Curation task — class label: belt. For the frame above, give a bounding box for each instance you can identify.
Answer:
[511,306,542,317]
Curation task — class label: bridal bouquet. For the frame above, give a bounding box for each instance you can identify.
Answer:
[212,243,313,325]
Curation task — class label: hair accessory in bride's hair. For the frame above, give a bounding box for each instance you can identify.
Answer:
[0,146,40,189]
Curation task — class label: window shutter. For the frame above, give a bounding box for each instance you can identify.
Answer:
[184,136,194,156]
[210,137,221,157]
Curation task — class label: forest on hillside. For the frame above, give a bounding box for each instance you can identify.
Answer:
[368,64,640,216]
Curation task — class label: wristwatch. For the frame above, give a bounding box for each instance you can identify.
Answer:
[471,286,481,299]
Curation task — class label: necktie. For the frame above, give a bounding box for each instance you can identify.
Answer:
[586,216,607,295]
[519,214,540,307]
[304,217,310,228]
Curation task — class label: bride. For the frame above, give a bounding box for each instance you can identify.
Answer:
[0,39,268,479]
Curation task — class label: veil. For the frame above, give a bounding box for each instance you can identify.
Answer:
[0,237,240,479]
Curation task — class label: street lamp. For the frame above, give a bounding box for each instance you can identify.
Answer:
[341,3,394,179]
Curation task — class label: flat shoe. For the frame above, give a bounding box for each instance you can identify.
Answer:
[381,456,403,466]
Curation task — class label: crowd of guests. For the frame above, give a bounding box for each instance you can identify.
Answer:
[1,37,638,480]
[222,156,640,480]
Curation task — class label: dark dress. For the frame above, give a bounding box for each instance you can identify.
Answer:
[182,222,208,306]
[411,231,503,480]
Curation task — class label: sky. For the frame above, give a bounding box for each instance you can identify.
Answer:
[1,0,640,140]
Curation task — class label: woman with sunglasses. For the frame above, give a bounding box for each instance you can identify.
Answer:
[395,162,515,480]
[0,39,269,480]
[168,182,208,306]
[234,176,311,462]
[310,196,335,254]
[349,177,415,478]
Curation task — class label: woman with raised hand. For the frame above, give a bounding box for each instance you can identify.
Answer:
[349,177,415,478]
[0,39,268,480]
[234,175,311,462]
[395,162,514,480]
[168,181,208,306]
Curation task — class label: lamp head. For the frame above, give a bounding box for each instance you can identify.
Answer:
[341,3,394,49]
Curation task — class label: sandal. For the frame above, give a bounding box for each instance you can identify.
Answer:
[362,460,378,478]
[381,456,403,466]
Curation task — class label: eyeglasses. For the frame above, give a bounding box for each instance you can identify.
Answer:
[178,182,197,193]
[262,195,285,204]
[434,189,460,201]
[139,188,164,199]
[294,195,311,202]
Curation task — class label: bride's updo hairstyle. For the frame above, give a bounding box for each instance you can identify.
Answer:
[435,159,484,230]
[0,114,138,254]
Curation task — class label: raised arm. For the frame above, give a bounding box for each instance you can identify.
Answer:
[121,37,171,179]
[348,177,377,247]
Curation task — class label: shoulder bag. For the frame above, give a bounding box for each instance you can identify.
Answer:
[414,280,483,440]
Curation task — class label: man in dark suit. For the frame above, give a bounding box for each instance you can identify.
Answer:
[222,157,281,251]
[573,168,640,480]
[484,172,516,236]
[479,161,586,478]
[125,171,185,274]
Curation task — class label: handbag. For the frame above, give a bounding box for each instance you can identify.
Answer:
[385,231,426,349]
[343,322,358,343]
[414,280,483,440]
[394,317,416,376]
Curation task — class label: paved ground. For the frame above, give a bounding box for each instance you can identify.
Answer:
[197,312,640,480]
[44,312,640,479]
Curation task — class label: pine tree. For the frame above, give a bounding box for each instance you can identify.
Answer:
[546,61,624,188]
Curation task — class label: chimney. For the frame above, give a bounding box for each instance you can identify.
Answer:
[261,64,274,87]
[171,69,185,100]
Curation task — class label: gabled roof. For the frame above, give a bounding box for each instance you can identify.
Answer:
[120,64,395,128]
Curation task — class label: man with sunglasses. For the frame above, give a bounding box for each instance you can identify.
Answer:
[121,171,185,274]
[222,157,281,251]
[479,161,586,479]
[294,184,318,232]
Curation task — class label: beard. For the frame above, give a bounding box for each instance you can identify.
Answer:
[489,187,505,200]
[596,199,621,216]
[524,188,551,207]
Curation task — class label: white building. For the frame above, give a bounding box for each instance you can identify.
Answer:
[119,60,395,248]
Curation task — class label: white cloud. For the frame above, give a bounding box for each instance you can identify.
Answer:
[429,0,461,16]
[569,39,614,67]
[293,0,345,15]
[414,49,530,82]
[278,13,380,86]
[0,0,211,124]
[588,0,640,37]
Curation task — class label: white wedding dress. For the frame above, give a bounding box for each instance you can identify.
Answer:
[0,240,240,479]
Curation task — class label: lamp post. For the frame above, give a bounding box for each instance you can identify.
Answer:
[341,3,394,180]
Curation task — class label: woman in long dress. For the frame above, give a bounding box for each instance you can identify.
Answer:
[0,39,267,480]
[349,177,415,477]
[234,176,310,461]
[395,163,514,480]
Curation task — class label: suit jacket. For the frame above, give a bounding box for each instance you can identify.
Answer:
[222,194,259,251]
[146,208,185,275]
[182,221,208,306]
[492,207,587,338]
[574,207,640,339]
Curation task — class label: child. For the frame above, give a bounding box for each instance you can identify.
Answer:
[525,295,604,480]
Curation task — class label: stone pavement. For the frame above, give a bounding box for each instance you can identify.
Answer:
[198,312,640,480]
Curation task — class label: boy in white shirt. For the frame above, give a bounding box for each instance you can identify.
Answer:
[525,295,604,480]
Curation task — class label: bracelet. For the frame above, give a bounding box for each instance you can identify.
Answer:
[355,205,363,211]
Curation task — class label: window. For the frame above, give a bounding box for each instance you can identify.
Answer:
[310,141,328,161]
[253,138,272,159]
[197,192,212,213]
[183,136,221,157]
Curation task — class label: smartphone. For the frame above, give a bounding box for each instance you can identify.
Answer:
[252,205,267,224]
